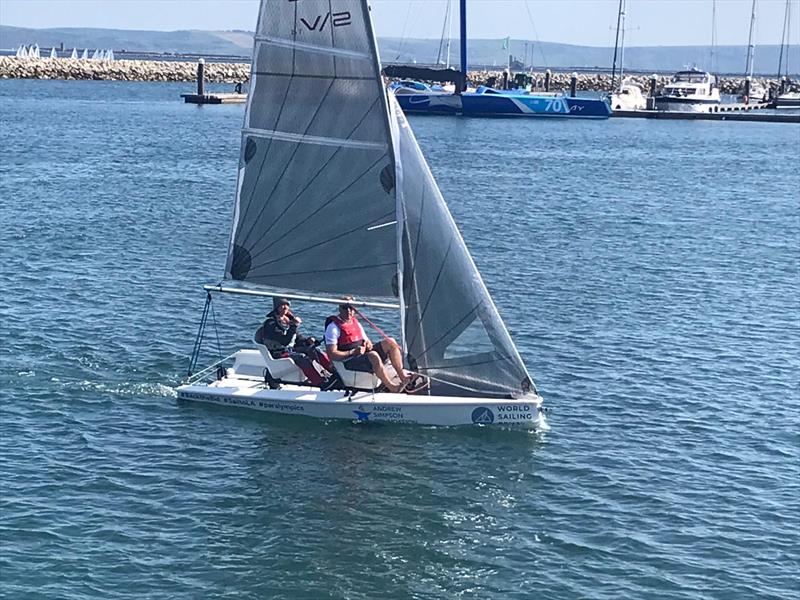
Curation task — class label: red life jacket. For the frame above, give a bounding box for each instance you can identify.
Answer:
[328,315,363,347]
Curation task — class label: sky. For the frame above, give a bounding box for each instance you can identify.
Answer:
[0,0,798,47]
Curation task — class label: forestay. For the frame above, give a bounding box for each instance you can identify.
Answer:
[225,0,397,301]
[390,98,534,398]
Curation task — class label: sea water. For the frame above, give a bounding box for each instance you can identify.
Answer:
[1,80,798,599]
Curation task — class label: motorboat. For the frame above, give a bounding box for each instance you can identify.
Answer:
[610,80,646,111]
[654,68,720,112]
[773,90,800,108]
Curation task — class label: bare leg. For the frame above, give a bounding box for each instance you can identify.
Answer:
[367,351,401,393]
[380,338,408,382]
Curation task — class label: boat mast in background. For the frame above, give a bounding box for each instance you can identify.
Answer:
[610,0,626,91]
[710,0,718,74]
[777,0,792,79]
[459,0,467,92]
[446,0,453,69]
[435,0,453,68]
[744,0,757,79]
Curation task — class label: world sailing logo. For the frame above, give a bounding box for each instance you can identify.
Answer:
[471,407,494,424]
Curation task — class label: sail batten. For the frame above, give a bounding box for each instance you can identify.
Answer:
[254,35,372,60]
[242,127,387,150]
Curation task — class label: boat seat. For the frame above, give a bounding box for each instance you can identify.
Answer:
[253,340,308,384]
[332,358,396,391]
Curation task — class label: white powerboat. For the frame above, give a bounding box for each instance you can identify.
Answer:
[177,0,548,430]
[773,90,800,108]
[654,69,720,112]
[611,80,646,111]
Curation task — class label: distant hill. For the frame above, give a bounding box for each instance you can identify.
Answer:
[1,25,797,76]
[0,25,248,56]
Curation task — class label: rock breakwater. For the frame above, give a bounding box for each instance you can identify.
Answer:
[0,57,249,83]
[2,57,797,95]
[469,70,798,95]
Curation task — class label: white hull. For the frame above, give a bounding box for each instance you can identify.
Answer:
[774,92,800,108]
[611,93,646,112]
[610,83,647,112]
[654,99,720,113]
[177,377,547,429]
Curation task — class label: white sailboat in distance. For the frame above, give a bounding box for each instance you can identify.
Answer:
[177,0,547,429]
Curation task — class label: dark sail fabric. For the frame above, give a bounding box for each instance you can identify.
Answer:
[225,0,397,300]
[390,98,533,398]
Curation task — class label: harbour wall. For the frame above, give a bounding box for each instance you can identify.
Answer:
[1,57,797,94]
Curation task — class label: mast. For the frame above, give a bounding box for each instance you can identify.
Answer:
[446,0,453,69]
[459,0,467,92]
[436,0,452,67]
[745,0,757,79]
[610,0,624,91]
[710,0,717,73]
[619,1,627,84]
[777,0,791,79]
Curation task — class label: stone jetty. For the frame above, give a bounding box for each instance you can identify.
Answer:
[1,56,796,95]
[0,57,249,83]
[469,70,799,96]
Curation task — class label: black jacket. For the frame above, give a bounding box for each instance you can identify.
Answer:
[255,310,298,357]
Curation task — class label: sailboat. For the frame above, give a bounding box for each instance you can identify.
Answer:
[739,0,768,103]
[773,0,800,108]
[387,0,611,118]
[609,0,646,112]
[177,0,547,429]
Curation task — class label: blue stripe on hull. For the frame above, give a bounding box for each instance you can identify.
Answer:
[395,93,611,119]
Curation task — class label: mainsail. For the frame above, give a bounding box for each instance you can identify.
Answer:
[224,0,534,398]
[226,0,397,301]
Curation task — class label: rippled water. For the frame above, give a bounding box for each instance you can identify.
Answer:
[1,80,798,599]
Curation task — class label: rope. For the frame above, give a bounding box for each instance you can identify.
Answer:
[354,308,391,342]
[209,294,223,360]
[187,292,212,376]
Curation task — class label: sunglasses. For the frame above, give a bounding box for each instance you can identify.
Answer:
[339,304,355,310]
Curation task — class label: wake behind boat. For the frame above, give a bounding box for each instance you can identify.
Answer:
[177,0,547,430]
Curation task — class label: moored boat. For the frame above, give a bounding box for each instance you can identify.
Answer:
[773,90,800,108]
[392,82,611,118]
[610,80,646,112]
[608,0,646,112]
[654,68,721,112]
